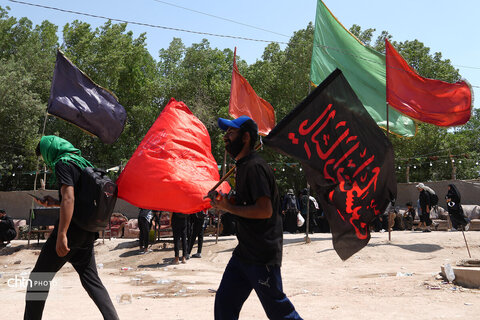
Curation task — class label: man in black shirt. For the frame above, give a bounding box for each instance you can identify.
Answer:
[210,116,302,320]
[24,135,118,320]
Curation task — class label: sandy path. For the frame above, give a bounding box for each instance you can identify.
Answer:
[1,231,479,319]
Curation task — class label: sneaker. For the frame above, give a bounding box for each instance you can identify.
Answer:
[186,254,190,260]
[465,223,470,231]
[192,253,202,258]
[422,229,431,233]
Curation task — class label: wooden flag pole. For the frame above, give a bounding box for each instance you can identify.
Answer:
[461,227,472,258]
[386,102,392,242]
[207,143,262,195]
[28,111,49,247]
[305,184,311,244]
[216,150,228,244]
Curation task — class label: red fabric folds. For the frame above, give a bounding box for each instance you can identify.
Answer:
[116,98,230,213]
[229,47,275,136]
[385,39,472,127]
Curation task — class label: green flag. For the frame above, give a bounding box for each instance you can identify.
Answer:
[310,0,416,137]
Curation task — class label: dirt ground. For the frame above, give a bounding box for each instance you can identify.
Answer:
[1,231,480,320]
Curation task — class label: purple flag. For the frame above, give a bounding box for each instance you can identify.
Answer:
[48,50,127,144]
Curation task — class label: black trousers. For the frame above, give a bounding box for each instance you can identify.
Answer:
[24,236,119,320]
[283,210,297,234]
[171,215,188,257]
[188,215,204,255]
[0,228,16,242]
[138,217,151,249]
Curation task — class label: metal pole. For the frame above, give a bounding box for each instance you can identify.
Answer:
[28,111,49,247]
[461,227,472,258]
[386,102,392,242]
[216,150,228,244]
[305,184,311,244]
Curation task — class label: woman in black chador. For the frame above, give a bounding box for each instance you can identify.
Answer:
[445,184,470,231]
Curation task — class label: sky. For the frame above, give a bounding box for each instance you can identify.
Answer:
[3,0,480,106]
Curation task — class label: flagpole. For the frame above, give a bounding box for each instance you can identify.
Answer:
[216,150,228,244]
[28,111,49,247]
[304,84,313,244]
[208,143,262,194]
[305,185,311,244]
[461,227,472,258]
[386,101,391,242]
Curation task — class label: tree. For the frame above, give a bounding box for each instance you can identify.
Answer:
[0,7,58,190]
[0,58,44,189]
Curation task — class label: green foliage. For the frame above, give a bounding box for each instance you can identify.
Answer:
[0,58,44,189]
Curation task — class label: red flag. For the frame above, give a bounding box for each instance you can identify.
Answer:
[385,39,472,126]
[116,98,230,213]
[229,47,275,136]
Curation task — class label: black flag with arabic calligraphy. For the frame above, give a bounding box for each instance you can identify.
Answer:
[264,69,396,260]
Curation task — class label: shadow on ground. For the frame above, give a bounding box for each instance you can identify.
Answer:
[317,241,443,255]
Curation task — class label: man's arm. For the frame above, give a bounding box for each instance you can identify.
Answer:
[210,195,272,219]
[56,184,74,257]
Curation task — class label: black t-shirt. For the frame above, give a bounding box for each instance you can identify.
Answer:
[52,161,97,247]
[232,152,283,266]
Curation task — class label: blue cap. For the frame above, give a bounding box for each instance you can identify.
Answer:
[217,115,254,131]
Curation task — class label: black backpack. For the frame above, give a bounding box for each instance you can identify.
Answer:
[73,167,118,232]
[428,192,439,207]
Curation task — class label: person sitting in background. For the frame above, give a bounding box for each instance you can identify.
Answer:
[403,202,416,231]
[0,209,16,247]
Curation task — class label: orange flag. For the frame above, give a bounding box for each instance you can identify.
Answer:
[229,47,275,136]
[385,39,472,127]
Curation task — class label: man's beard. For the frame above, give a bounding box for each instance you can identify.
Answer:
[225,134,244,158]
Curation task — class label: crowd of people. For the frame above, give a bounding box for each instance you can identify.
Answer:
[371,182,471,233]
[280,188,329,234]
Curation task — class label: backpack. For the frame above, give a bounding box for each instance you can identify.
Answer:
[427,191,439,207]
[73,167,118,232]
[285,194,297,211]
